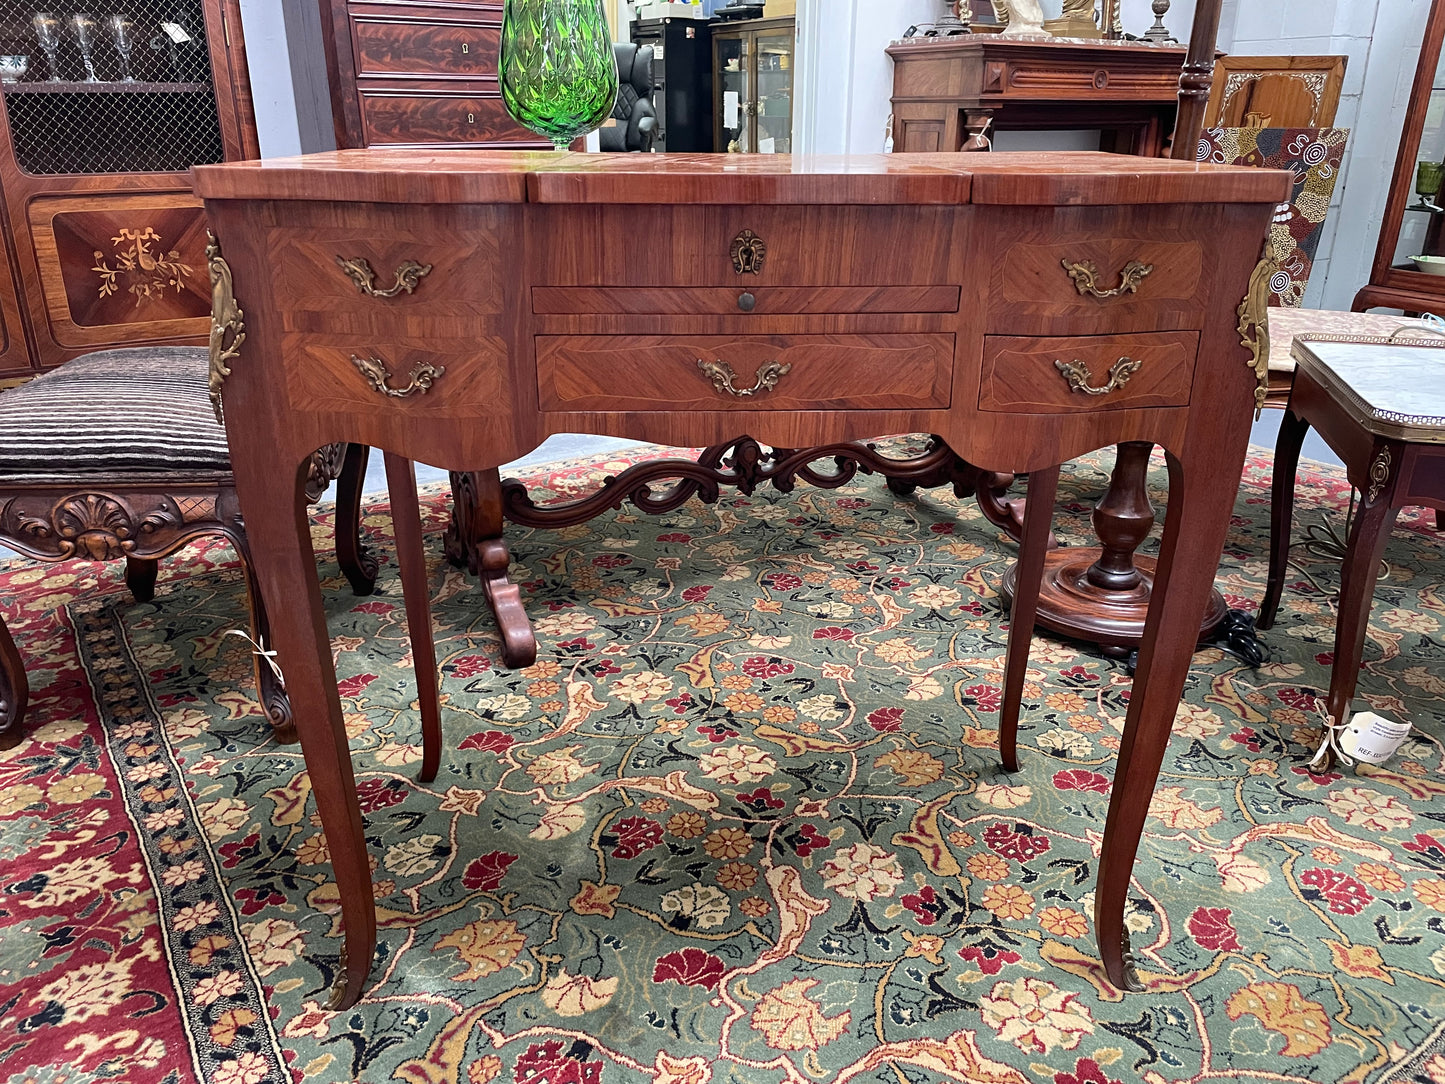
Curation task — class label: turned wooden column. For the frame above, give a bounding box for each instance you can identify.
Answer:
[1003,441,1228,654]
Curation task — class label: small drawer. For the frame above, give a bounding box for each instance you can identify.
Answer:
[537,334,954,412]
[353,19,499,78]
[532,285,962,316]
[987,235,1206,335]
[979,331,1197,413]
[359,94,542,146]
[283,337,508,417]
[270,215,513,332]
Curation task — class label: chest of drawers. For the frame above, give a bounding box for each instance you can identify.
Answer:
[320,0,553,149]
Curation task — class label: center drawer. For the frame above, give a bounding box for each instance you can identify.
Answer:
[537,334,954,411]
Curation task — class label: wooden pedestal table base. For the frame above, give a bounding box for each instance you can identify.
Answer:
[442,435,1025,668]
[998,441,1265,668]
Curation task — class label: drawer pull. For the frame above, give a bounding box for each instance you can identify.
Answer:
[1054,356,1143,396]
[697,358,791,398]
[1062,258,1154,299]
[336,256,433,299]
[351,353,446,398]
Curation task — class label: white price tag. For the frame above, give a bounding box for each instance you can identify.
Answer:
[1337,711,1412,766]
[160,21,192,44]
[723,90,740,129]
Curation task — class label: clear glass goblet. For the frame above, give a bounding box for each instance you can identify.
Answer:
[108,14,135,82]
[69,13,99,82]
[32,12,62,82]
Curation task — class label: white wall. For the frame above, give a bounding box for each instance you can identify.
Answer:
[237,0,304,158]
[796,0,935,154]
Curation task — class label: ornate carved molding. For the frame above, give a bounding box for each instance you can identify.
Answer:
[1237,251,1276,418]
[207,232,245,425]
[1,491,194,561]
[495,436,1021,535]
[305,443,350,504]
[1366,447,1392,504]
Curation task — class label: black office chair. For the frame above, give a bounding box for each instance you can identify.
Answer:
[601,43,658,152]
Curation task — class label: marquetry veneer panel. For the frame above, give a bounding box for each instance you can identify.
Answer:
[536,334,955,412]
[979,331,1198,413]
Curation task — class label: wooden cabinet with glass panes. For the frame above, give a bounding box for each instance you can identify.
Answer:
[1355,0,1445,313]
[712,15,792,154]
[0,0,256,379]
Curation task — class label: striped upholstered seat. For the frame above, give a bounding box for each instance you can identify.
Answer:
[0,347,230,484]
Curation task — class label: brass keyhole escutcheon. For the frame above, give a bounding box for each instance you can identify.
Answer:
[738,292,756,312]
[467,112,475,124]
[461,41,469,53]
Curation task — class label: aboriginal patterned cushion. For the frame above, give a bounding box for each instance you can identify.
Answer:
[0,346,231,483]
[1197,126,1349,308]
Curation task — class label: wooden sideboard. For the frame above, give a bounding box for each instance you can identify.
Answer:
[0,0,257,380]
[887,37,1188,155]
[319,0,553,149]
[194,150,1288,1009]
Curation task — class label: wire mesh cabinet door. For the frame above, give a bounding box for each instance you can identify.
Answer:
[0,0,257,375]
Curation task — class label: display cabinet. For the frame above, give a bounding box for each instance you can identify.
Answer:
[1355,0,1445,313]
[319,0,554,150]
[0,0,257,378]
[712,15,791,154]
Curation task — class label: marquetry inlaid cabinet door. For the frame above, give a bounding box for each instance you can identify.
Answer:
[26,193,212,353]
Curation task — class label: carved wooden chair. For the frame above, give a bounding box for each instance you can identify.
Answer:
[0,346,376,748]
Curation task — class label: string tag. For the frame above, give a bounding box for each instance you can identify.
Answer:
[224,629,285,688]
[1338,711,1411,765]
[1310,700,1410,769]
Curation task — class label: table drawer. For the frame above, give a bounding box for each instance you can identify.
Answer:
[532,285,962,316]
[980,331,1197,413]
[360,94,541,146]
[353,19,499,79]
[986,213,1207,335]
[531,205,966,288]
[537,334,954,411]
[271,216,510,331]
[283,337,509,417]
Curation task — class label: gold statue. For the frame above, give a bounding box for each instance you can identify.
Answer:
[1045,0,1102,38]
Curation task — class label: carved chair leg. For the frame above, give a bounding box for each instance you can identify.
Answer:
[334,443,378,596]
[1258,409,1309,631]
[125,556,159,603]
[230,530,297,744]
[446,468,538,669]
[0,614,28,750]
[383,453,443,783]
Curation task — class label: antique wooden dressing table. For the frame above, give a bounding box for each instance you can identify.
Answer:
[192,149,1288,1009]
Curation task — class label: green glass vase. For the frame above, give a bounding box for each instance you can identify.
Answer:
[500,0,619,150]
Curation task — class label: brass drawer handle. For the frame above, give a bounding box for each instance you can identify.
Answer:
[697,358,791,397]
[1062,258,1154,298]
[1054,356,1143,396]
[351,354,446,398]
[336,256,433,299]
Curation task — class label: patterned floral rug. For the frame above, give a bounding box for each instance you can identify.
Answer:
[3,443,1445,1084]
